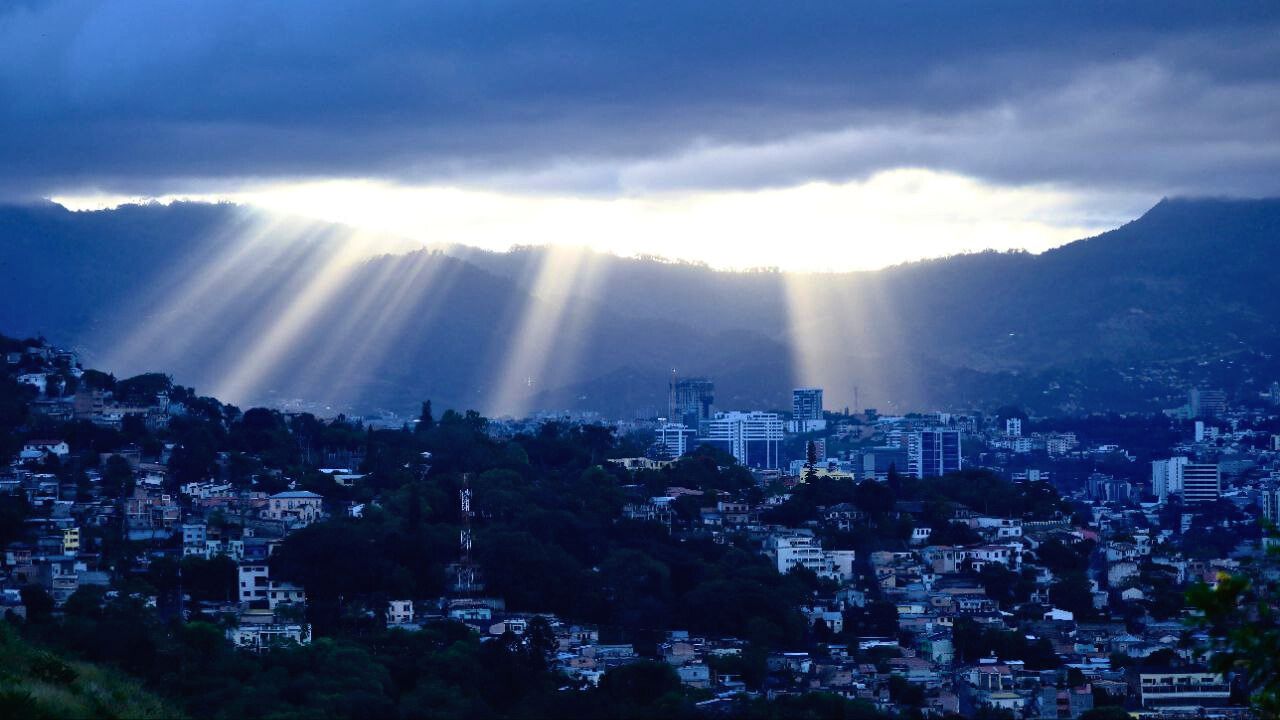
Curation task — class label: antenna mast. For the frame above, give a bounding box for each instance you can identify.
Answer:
[451,474,483,595]
[668,369,677,421]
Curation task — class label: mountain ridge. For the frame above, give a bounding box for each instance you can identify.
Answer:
[1,197,1277,417]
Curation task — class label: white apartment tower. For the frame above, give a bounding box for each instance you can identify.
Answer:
[703,411,784,469]
[1151,457,1188,503]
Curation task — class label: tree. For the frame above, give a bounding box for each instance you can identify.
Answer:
[1188,570,1280,717]
[1050,572,1095,618]
[888,674,925,706]
[417,400,435,432]
[803,441,818,484]
[20,585,54,623]
[598,661,683,707]
[102,454,135,497]
[978,564,1019,609]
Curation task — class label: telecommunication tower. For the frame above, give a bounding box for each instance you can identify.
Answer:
[449,474,483,595]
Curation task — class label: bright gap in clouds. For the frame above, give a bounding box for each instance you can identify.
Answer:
[56,169,1140,272]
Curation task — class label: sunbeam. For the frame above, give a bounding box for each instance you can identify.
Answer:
[306,249,468,406]
[210,229,369,404]
[486,245,609,417]
[780,269,922,413]
[97,211,304,378]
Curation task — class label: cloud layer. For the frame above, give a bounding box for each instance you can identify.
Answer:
[3,1,1279,199]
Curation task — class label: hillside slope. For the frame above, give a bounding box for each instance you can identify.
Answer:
[0,198,1276,416]
[0,624,179,719]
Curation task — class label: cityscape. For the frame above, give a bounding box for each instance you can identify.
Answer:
[1,339,1277,718]
[2,3,1279,719]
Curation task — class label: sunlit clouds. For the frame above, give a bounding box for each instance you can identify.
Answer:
[58,167,1142,413]
[59,168,1139,273]
[248,169,1137,272]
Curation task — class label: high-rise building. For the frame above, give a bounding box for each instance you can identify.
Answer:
[1189,388,1227,418]
[908,429,962,479]
[862,447,908,481]
[792,388,824,420]
[1181,463,1221,504]
[789,387,826,433]
[1005,418,1022,437]
[653,422,694,459]
[671,377,715,429]
[1151,457,1188,502]
[1088,473,1133,503]
[702,411,783,469]
[1261,484,1280,523]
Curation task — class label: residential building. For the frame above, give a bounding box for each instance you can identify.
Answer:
[1151,457,1188,503]
[1138,668,1230,711]
[789,387,826,433]
[239,564,270,604]
[22,439,70,458]
[792,387,824,421]
[1262,484,1280,523]
[1045,433,1077,456]
[226,613,312,652]
[182,522,208,551]
[264,490,324,527]
[238,563,306,609]
[61,526,79,554]
[763,531,855,583]
[388,600,414,625]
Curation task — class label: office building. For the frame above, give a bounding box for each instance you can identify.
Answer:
[862,447,909,481]
[653,422,694,459]
[1188,388,1227,418]
[1180,463,1221,504]
[702,411,783,469]
[1005,418,1022,437]
[671,377,715,429]
[908,429,962,479]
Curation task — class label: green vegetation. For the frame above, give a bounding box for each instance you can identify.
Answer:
[0,623,179,719]
[1187,561,1280,718]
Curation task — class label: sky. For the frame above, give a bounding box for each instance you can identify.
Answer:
[6,1,1280,271]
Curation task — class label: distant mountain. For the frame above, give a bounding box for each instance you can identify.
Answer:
[1,197,1278,417]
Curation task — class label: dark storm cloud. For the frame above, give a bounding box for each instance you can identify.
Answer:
[2,0,1279,197]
